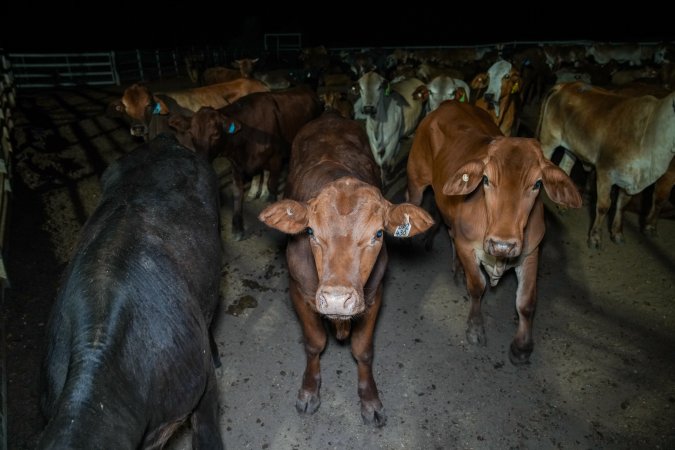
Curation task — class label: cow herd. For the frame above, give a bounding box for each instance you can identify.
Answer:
[36,41,675,447]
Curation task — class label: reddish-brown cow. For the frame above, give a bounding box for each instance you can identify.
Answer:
[406,102,581,364]
[107,79,269,139]
[170,86,323,240]
[258,112,433,426]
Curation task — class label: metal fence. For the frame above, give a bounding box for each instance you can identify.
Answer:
[0,49,15,450]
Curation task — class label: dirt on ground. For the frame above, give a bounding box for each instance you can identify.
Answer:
[3,82,675,450]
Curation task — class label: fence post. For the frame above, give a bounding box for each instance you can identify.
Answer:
[110,51,120,86]
[136,49,144,81]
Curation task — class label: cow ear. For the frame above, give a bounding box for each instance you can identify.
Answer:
[412,85,429,101]
[106,100,124,117]
[442,160,484,196]
[152,96,170,115]
[385,203,435,237]
[222,119,241,135]
[168,113,191,132]
[471,73,488,89]
[541,162,583,209]
[258,199,309,234]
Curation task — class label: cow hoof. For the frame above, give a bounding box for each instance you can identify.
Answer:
[232,230,246,241]
[296,390,320,415]
[643,225,657,236]
[509,342,532,366]
[586,236,601,249]
[610,233,625,244]
[466,324,486,346]
[361,402,386,427]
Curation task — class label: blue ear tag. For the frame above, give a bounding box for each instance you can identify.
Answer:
[227,122,236,134]
[152,102,161,115]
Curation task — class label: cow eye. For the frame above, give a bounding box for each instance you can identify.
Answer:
[306,227,313,236]
[482,175,489,186]
[376,229,383,238]
[504,73,511,79]
[533,179,542,190]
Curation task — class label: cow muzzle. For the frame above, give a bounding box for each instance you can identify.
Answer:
[316,286,364,317]
[361,105,376,116]
[483,93,497,107]
[485,238,520,258]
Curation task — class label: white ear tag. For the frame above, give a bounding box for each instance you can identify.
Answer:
[462,173,469,183]
[394,213,411,237]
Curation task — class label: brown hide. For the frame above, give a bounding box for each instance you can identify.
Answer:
[258,112,433,427]
[110,80,269,139]
[406,101,580,365]
[169,86,323,240]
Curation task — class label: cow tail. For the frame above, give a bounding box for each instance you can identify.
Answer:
[535,84,562,140]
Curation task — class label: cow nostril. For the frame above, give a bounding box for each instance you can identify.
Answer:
[484,93,495,102]
[343,293,355,311]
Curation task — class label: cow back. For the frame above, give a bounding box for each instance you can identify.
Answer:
[285,111,380,201]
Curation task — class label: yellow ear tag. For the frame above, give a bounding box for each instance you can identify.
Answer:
[511,82,520,94]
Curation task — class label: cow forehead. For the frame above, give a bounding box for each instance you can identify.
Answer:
[359,71,385,90]
[486,138,543,174]
[308,179,385,228]
[122,85,151,108]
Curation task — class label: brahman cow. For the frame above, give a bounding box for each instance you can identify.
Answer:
[537,82,675,248]
[352,71,425,183]
[169,86,323,240]
[412,75,471,113]
[108,78,270,140]
[259,111,433,426]
[471,59,522,136]
[406,102,581,364]
[38,134,223,449]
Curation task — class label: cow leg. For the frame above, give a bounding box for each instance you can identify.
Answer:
[644,173,675,235]
[266,158,283,202]
[246,174,262,200]
[351,284,386,427]
[231,172,246,241]
[190,371,224,450]
[589,174,613,249]
[610,188,632,244]
[510,251,539,365]
[259,170,271,200]
[455,241,487,346]
[290,278,326,416]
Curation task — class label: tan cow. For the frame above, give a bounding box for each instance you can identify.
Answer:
[537,82,675,248]
[406,102,581,364]
[259,112,433,426]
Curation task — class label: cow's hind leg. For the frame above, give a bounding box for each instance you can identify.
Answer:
[290,279,326,415]
[231,172,246,241]
[588,173,613,248]
[191,371,224,450]
[510,252,539,365]
[351,284,386,427]
[610,188,632,244]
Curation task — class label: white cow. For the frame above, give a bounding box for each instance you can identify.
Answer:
[353,71,425,182]
[412,75,471,113]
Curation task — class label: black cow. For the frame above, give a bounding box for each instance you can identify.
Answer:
[38,134,224,449]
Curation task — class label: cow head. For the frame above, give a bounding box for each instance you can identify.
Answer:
[442,137,581,258]
[417,76,471,112]
[108,83,170,139]
[480,60,521,118]
[168,106,241,159]
[354,71,390,117]
[232,58,259,78]
[258,177,434,319]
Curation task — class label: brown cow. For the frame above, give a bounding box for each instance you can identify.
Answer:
[108,79,269,140]
[258,112,433,426]
[471,59,522,136]
[169,86,323,240]
[406,102,581,364]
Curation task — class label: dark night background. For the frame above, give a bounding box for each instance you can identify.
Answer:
[2,4,674,52]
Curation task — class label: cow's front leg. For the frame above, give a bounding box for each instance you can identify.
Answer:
[290,279,326,415]
[266,157,283,202]
[231,172,246,241]
[589,174,613,249]
[455,241,487,346]
[350,284,386,427]
[511,250,539,365]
